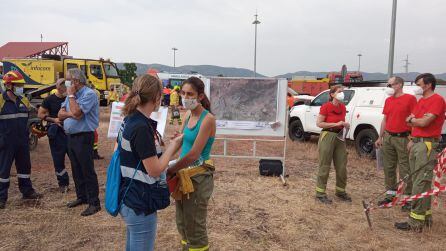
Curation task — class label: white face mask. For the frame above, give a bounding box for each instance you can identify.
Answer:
[14,86,24,96]
[413,86,423,95]
[65,80,72,88]
[182,98,199,110]
[335,92,345,101]
[385,87,395,96]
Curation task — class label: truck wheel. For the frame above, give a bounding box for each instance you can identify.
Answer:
[355,128,378,158]
[289,120,311,141]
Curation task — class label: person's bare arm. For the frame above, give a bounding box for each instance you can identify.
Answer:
[168,115,215,175]
[379,115,387,138]
[68,97,83,120]
[316,114,343,129]
[408,113,437,128]
[39,106,62,125]
[375,115,387,148]
[38,106,49,120]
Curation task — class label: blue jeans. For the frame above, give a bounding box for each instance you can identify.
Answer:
[120,204,157,251]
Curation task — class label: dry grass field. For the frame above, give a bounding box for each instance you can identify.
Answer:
[1,107,445,250]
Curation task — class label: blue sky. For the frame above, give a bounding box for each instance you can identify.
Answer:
[2,0,445,76]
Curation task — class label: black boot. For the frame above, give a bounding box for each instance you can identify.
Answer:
[316,196,333,204]
[336,193,352,202]
[394,222,422,232]
[0,200,5,209]
[81,204,101,216]
[22,191,43,200]
[67,199,87,208]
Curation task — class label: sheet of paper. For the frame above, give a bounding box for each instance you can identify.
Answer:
[336,127,350,141]
[107,102,168,138]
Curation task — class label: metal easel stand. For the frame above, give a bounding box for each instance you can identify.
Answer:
[211,136,288,186]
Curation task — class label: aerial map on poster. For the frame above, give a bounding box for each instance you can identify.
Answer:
[210,78,278,130]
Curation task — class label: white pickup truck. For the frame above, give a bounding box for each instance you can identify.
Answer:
[288,83,446,157]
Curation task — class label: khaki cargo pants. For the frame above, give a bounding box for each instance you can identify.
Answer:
[176,172,214,251]
[408,140,438,228]
[316,131,348,197]
[382,133,412,199]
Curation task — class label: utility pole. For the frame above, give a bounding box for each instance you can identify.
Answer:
[252,12,261,78]
[387,0,397,78]
[172,47,178,70]
[40,34,43,42]
[357,53,362,72]
[403,54,410,74]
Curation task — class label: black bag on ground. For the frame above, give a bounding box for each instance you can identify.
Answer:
[259,159,283,176]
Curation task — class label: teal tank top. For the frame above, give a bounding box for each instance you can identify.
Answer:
[180,110,215,163]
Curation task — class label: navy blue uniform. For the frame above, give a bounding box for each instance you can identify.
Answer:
[41,94,69,187]
[118,111,160,215]
[0,91,36,202]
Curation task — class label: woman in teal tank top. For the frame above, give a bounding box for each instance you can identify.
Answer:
[167,77,216,251]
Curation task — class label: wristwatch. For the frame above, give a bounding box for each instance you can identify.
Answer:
[68,95,75,99]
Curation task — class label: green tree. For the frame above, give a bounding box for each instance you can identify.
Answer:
[118,63,138,86]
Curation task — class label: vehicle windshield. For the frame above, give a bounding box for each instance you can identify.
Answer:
[104,63,119,77]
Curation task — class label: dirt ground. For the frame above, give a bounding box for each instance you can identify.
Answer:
[1,106,445,251]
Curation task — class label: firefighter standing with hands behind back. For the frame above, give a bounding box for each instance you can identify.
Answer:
[375,76,417,212]
[0,71,42,209]
[395,73,446,232]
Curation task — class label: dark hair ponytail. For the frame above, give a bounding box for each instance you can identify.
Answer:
[182,77,211,113]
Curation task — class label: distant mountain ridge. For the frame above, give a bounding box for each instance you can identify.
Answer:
[117,63,446,81]
[116,63,266,78]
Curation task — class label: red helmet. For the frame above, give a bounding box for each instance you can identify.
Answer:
[3,70,24,84]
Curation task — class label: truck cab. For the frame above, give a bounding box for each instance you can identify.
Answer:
[63,59,121,105]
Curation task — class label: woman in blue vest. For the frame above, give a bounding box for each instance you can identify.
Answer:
[167,77,216,251]
[118,74,183,251]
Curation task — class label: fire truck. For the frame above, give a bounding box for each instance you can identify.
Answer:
[2,55,122,105]
[288,65,363,97]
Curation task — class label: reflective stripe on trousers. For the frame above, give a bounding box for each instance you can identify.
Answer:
[0,113,28,120]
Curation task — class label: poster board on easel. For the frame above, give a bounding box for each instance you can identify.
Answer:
[204,77,288,184]
[204,77,287,137]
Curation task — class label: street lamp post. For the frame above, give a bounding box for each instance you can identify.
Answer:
[388,0,397,78]
[357,53,362,72]
[172,47,178,69]
[252,13,260,78]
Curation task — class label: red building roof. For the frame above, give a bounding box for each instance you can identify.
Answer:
[0,42,68,59]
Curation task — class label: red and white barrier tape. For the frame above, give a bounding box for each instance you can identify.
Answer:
[366,148,446,212]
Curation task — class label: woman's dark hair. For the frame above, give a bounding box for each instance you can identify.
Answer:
[122,74,162,116]
[415,73,436,90]
[181,77,211,112]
